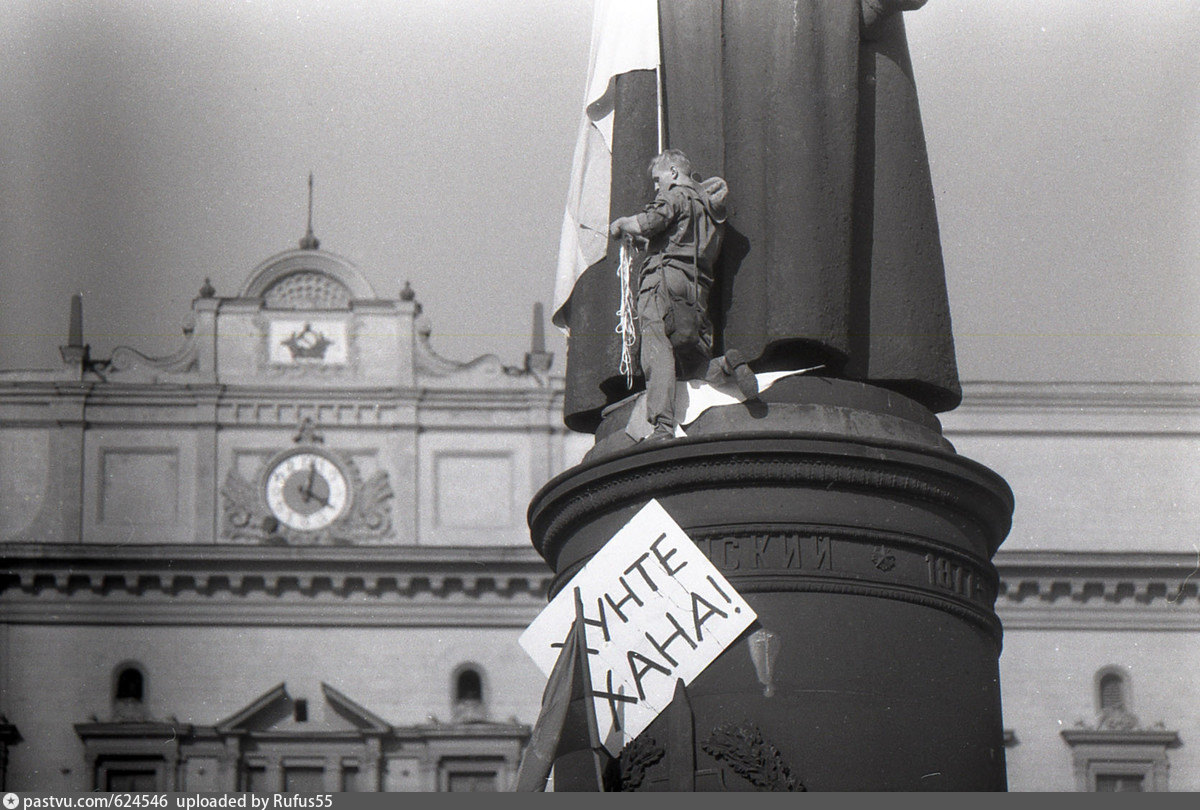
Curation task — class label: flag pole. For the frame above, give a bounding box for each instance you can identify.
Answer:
[573,586,609,790]
[655,0,667,152]
[513,589,610,791]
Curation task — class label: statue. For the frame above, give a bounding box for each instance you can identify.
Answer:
[554,0,960,433]
[533,5,1013,791]
[608,149,758,443]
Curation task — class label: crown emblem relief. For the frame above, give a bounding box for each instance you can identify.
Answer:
[282,323,334,360]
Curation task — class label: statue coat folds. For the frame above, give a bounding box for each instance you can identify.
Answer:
[559,0,960,432]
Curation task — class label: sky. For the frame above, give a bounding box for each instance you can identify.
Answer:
[0,0,1196,384]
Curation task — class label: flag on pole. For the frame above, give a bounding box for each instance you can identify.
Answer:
[551,0,661,332]
[514,588,608,792]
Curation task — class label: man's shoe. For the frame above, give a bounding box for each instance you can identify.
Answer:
[643,425,676,445]
[722,350,759,400]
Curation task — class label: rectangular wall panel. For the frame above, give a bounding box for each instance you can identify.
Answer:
[434,452,513,529]
[100,449,179,526]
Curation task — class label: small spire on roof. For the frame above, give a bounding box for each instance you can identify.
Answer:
[531,301,546,354]
[67,293,84,348]
[59,292,91,369]
[524,301,553,375]
[299,172,320,250]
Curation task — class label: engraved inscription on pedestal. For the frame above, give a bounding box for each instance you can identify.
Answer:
[692,527,998,622]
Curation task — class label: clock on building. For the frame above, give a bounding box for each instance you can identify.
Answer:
[262,449,351,531]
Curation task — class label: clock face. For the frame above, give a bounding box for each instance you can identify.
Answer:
[264,451,350,531]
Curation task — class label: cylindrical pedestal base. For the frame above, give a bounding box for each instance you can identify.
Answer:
[528,379,1013,791]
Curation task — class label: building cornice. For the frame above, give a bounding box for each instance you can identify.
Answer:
[0,382,567,431]
[0,544,553,628]
[4,379,1189,432]
[4,546,1196,631]
[994,550,1200,630]
[958,381,1200,411]
[1060,728,1181,747]
[947,381,1200,436]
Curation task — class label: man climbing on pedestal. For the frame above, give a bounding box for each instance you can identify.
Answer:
[609,149,758,444]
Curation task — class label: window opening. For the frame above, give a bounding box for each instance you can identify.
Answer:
[456,670,482,703]
[116,668,144,702]
[283,766,324,793]
[1096,773,1144,792]
[1099,673,1125,712]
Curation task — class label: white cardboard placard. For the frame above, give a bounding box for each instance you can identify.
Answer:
[520,499,756,755]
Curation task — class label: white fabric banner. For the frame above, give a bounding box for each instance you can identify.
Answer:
[551,0,660,330]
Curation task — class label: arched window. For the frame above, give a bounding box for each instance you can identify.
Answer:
[456,670,482,703]
[452,666,486,723]
[116,668,144,702]
[1099,672,1125,712]
[1062,665,1179,792]
[112,663,148,721]
[1094,666,1136,731]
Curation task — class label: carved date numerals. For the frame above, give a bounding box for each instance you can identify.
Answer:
[924,554,982,599]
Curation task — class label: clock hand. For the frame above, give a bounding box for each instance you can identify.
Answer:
[301,463,317,503]
[297,466,332,508]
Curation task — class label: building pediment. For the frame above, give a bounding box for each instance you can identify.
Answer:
[239,248,377,304]
[26,234,557,391]
[323,683,391,734]
[215,682,290,733]
[215,682,389,736]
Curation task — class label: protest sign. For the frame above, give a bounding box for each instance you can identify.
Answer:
[520,499,756,756]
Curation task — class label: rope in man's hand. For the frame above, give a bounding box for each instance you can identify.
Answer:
[615,237,638,389]
[580,223,641,389]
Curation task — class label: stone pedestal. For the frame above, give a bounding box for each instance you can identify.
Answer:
[528,377,1013,791]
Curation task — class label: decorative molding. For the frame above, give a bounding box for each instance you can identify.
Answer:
[994,551,1200,629]
[105,336,201,380]
[958,381,1200,413]
[0,545,551,627]
[255,312,360,379]
[263,272,352,309]
[2,389,561,431]
[1061,724,1181,792]
[414,320,553,390]
[239,248,377,300]
[222,445,393,545]
[75,680,530,792]
[947,381,1200,437]
[1061,728,1180,746]
[530,437,1013,565]
[683,525,1003,642]
[4,379,1193,428]
[0,601,544,628]
[221,398,409,428]
[5,546,1196,633]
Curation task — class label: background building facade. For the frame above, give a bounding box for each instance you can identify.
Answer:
[945,383,1198,792]
[1,244,1196,791]
[0,243,571,791]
